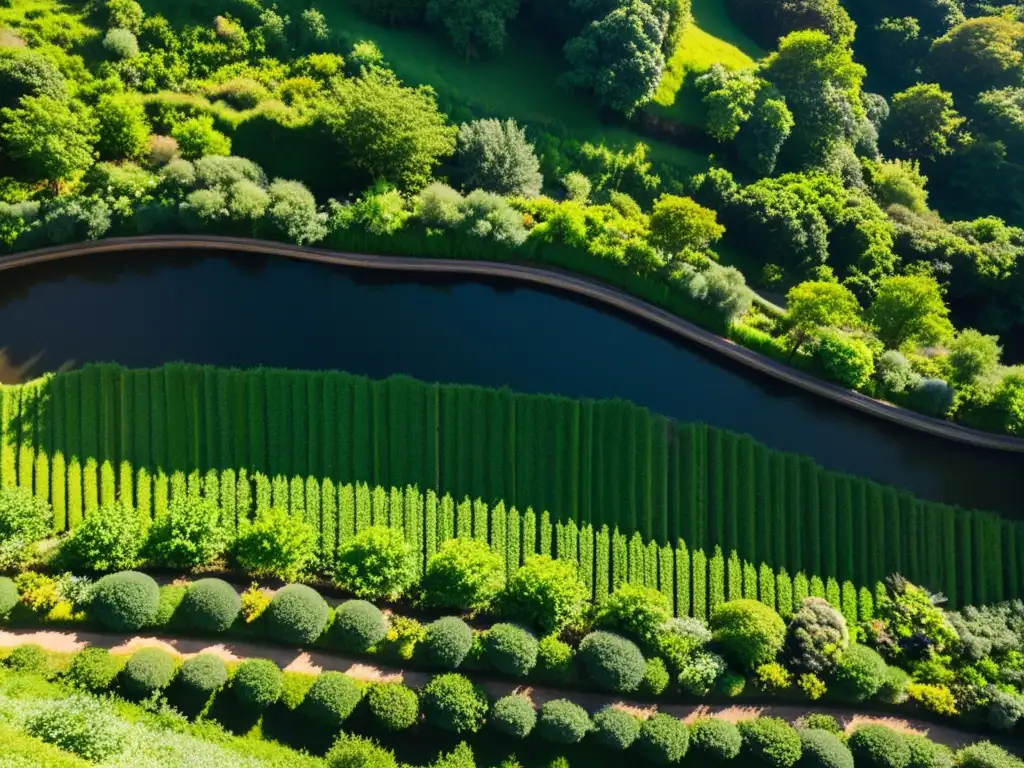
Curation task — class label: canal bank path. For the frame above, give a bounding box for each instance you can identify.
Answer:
[0,626,1006,753]
[2,235,1022,453]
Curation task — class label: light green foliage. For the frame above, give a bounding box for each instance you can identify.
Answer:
[5,644,48,674]
[561,172,592,203]
[177,653,228,698]
[423,537,505,611]
[367,681,419,731]
[863,159,930,214]
[874,580,958,657]
[886,84,964,161]
[502,555,588,633]
[711,599,786,672]
[65,647,124,693]
[690,717,742,761]
[0,577,18,617]
[103,28,139,59]
[456,119,542,197]
[817,331,875,389]
[171,115,231,160]
[93,94,150,161]
[641,656,670,695]
[676,649,726,695]
[415,183,466,227]
[145,495,228,569]
[303,671,362,728]
[0,50,67,111]
[266,180,327,244]
[536,634,575,684]
[326,734,399,768]
[876,350,918,394]
[57,501,144,573]
[425,0,520,59]
[421,673,489,733]
[121,647,176,699]
[232,507,316,581]
[334,525,416,599]
[638,712,689,764]
[785,281,862,355]
[422,616,474,669]
[594,583,671,646]
[341,182,410,236]
[990,373,1024,435]
[926,17,1024,102]
[755,661,793,692]
[648,194,724,255]
[0,486,51,567]
[0,96,97,185]
[25,695,126,761]
[106,0,143,33]
[868,275,954,350]
[178,578,241,633]
[834,644,887,702]
[946,329,1002,387]
[457,190,528,246]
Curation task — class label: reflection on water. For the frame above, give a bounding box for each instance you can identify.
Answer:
[0,248,1020,516]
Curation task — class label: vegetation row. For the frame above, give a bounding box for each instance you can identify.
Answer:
[1,363,1020,607]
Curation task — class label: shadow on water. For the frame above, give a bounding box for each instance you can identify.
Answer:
[0,248,1020,517]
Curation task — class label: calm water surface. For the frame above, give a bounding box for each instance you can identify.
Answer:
[0,249,1019,516]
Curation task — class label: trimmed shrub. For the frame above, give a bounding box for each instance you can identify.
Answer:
[834,644,887,702]
[177,653,228,698]
[6,644,47,674]
[847,726,910,768]
[592,705,641,750]
[501,555,588,633]
[326,734,398,768]
[303,670,363,728]
[490,694,537,739]
[798,727,854,768]
[537,699,590,745]
[232,659,283,709]
[332,600,388,652]
[121,647,176,699]
[904,734,953,768]
[638,713,690,764]
[367,682,419,731]
[738,717,802,768]
[423,537,505,611]
[577,631,646,693]
[483,623,538,677]
[154,584,186,627]
[642,656,671,695]
[264,584,330,645]
[711,600,786,672]
[536,634,575,684]
[25,695,125,761]
[65,647,123,692]
[421,673,488,734]
[422,616,474,669]
[0,577,17,617]
[90,571,160,631]
[333,526,416,600]
[783,597,849,675]
[178,578,241,633]
[594,584,672,646]
[952,742,1017,768]
[103,28,138,59]
[689,718,742,762]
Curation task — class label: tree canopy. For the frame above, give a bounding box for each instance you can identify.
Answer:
[868,274,955,350]
[885,83,964,161]
[0,96,97,187]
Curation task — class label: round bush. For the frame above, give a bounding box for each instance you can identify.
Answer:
[711,600,787,672]
[65,647,123,692]
[802,714,842,735]
[536,634,575,684]
[490,693,537,738]
[367,682,419,731]
[834,644,887,702]
[783,597,849,675]
[421,673,488,734]
[304,670,363,727]
[847,726,910,768]
[0,576,17,616]
[638,713,690,764]
[718,671,746,697]
[954,742,1019,768]
[264,584,330,645]
[904,734,953,768]
[5,644,47,675]
[422,616,474,669]
[484,623,538,677]
[90,571,160,632]
[641,656,670,696]
[232,658,283,709]
[178,578,241,633]
[326,734,398,768]
[102,28,139,59]
[798,727,854,768]
[178,653,228,697]
[121,647,176,699]
[423,537,505,611]
[738,717,802,768]
[591,705,641,750]
[333,525,415,600]
[332,599,388,652]
[689,718,742,762]
[577,631,646,692]
[594,584,672,645]
[537,699,590,745]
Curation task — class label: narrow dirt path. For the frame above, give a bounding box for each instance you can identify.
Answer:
[0,627,990,750]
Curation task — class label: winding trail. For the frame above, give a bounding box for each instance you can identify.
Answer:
[2,235,1022,453]
[0,627,995,751]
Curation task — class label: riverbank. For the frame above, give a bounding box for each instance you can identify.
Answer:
[2,235,1023,453]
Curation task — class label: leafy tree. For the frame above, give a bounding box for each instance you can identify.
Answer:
[863,159,930,214]
[106,0,144,33]
[0,96,97,188]
[318,69,457,190]
[989,373,1024,435]
[456,119,542,197]
[868,274,954,350]
[946,329,1002,387]
[649,195,724,255]
[817,331,875,389]
[0,50,66,110]
[885,83,964,161]
[562,0,666,115]
[738,95,795,176]
[577,141,660,201]
[93,94,150,161]
[299,8,330,50]
[145,496,229,569]
[171,115,231,160]
[103,28,139,59]
[786,280,863,356]
[926,17,1024,102]
[265,180,327,244]
[726,0,854,50]
[425,0,519,59]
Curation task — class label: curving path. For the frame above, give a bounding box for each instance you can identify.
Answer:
[0,627,998,751]
[3,235,1024,453]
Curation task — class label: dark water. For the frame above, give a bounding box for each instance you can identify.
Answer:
[0,249,1020,516]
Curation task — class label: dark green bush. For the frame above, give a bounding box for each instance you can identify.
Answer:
[591,705,641,750]
[90,571,160,631]
[483,623,538,677]
[0,577,17,616]
[65,648,123,693]
[420,673,488,734]
[904,733,953,768]
[641,656,670,695]
[490,694,537,738]
[711,600,786,672]
[577,631,646,692]
[331,600,388,652]
[637,713,690,764]
[264,584,330,645]
[5,644,47,675]
[178,578,241,633]
[689,718,742,762]
[422,616,474,669]
[303,671,363,728]
[326,733,398,768]
[177,653,228,698]
[834,645,887,702]
[366,681,419,731]
[537,699,590,745]
[798,727,854,768]
[954,742,1020,768]
[846,726,910,768]
[738,717,802,768]
[232,658,283,709]
[121,647,177,699]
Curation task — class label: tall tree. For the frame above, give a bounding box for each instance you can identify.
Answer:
[425,0,520,60]
[926,17,1024,102]
[785,280,863,356]
[885,83,964,161]
[868,274,954,350]
[455,119,542,197]
[0,96,97,189]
